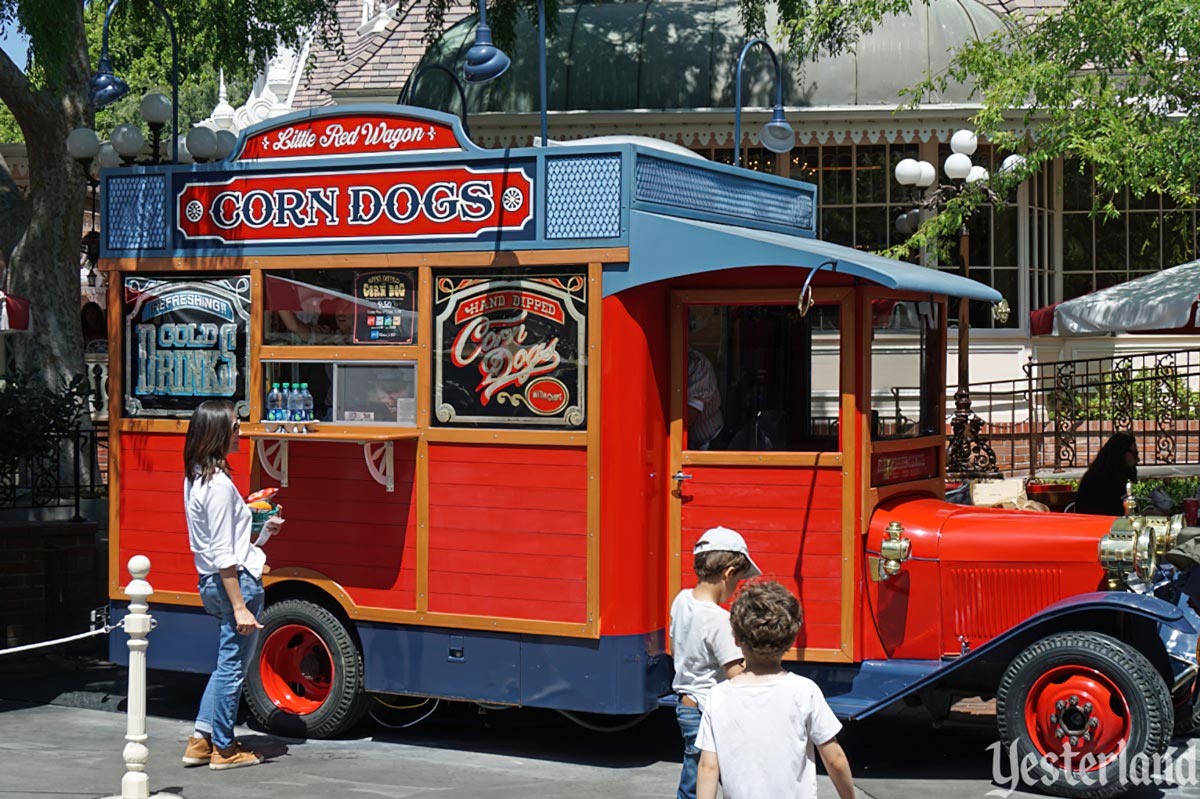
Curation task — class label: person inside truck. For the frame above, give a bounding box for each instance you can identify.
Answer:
[1074,432,1139,516]
[688,347,725,450]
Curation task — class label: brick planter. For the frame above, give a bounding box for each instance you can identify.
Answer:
[0,520,101,648]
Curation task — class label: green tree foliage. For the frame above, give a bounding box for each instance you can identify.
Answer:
[889,0,1200,259]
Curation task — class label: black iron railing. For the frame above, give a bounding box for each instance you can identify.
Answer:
[0,429,109,516]
[904,348,1200,476]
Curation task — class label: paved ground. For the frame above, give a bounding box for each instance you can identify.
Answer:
[3,646,1200,799]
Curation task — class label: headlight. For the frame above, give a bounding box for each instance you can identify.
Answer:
[1098,513,1185,583]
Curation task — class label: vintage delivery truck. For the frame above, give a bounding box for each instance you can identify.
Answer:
[102,105,1199,798]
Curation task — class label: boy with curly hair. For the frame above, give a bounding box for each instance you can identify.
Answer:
[695,580,856,799]
[670,526,762,799]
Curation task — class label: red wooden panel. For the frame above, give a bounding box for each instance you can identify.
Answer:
[680,465,844,651]
[427,443,588,624]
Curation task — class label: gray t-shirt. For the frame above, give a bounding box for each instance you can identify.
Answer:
[670,589,743,711]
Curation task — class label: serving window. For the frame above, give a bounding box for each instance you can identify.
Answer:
[263,269,417,346]
[263,360,417,425]
[686,303,842,452]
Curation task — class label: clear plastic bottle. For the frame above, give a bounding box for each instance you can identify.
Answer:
[266,382,283,421]
[287,383,304,422]
[300,382,314,422]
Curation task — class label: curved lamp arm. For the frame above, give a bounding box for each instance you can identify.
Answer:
[93,0,179,164]
[734,38,784,169]
[400,64,471,137]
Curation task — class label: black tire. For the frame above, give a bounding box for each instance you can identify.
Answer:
[997,631,1173,799]
[245,598,368,738]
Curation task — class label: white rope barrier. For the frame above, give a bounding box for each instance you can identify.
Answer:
[0,622,123,656]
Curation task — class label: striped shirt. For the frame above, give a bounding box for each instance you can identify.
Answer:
[688,348,723,448]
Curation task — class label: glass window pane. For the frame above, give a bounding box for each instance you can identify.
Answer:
[337,364,417,424]
[991,269,1019,329]
[1164,210,1195,267]
[1063,159,1092,211]
[263,362,334,422]
[264,269,417,346]
[856,145,887,204]
[790,146,818,183]
[994,207,1018,266]
[889,144,919,204]
[1128,213,1161,271]
[822,146,853,205]
[968,207,991,269]
[871,301,937,439]
[1063,272,1094,301]
[1062,214,1094,271]
[856,206,888,252]
[1095,216,1126,273]
[688,304,841,452]
[822,207,853,246]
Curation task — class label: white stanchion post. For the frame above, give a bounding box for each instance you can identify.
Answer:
[104,556,181,799]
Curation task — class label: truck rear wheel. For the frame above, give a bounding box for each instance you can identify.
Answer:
[997,631,1172,799]
[245,598,367,738]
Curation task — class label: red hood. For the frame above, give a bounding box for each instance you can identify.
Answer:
[876,497,1114,564]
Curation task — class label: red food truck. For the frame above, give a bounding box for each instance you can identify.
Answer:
[103,105,1199,797]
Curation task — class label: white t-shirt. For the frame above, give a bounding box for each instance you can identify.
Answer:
[695,673,843,799]
[670,589,743,710]
[184,471,266,579]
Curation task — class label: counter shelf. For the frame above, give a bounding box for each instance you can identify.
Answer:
[242,423,420,492]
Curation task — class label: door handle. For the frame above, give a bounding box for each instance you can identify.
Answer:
[673,471,693,483]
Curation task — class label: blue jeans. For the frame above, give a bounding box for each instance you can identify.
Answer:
[194,570,264,750]
[676,704,702,799]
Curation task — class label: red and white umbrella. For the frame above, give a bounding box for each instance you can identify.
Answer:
[1031,259,1200,336]
[0,290,31,333]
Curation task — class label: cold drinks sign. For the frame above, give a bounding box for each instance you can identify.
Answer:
[123,276,250,417]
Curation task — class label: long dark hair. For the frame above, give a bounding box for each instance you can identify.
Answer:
[184,400,237,484]
[1083,431,1138,485]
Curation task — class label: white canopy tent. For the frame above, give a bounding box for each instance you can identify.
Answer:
[1031,259,1200,336]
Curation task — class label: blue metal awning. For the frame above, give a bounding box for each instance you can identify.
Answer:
[604,211,1003,302]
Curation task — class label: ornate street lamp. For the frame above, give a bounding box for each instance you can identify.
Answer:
[462,0,547,148]
[733,38,794,168]
[894,132,1026,478]
[88,0,179,164]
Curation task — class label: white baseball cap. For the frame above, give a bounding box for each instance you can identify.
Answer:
[694,526,762,578]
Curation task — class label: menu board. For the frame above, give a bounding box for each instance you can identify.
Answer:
[353,270,416,344]
[123,275,250,418]
[433,268,587,428]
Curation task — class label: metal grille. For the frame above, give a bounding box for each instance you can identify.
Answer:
[635,156,815,233]
[545,156,622,239]
[106,175,167,251]
[952,567,1063,643]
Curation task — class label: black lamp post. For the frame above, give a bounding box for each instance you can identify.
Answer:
[462,0,548,148]
[894,132,1024,478]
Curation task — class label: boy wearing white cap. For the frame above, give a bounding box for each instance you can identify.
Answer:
[670,526,763,799]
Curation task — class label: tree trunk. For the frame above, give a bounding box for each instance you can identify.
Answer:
[1,1,93,392]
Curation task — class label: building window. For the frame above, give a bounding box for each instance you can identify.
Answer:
[1060,158,1198,301]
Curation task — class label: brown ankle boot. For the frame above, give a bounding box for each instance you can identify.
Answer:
[210,742,263,770]
[181,736,213,766]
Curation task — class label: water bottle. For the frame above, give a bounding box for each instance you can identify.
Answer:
[300,383,314,422]
[287,384,304,422]
[266,383,283,421]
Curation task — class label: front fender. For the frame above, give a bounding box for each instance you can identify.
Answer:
[835,590,1199,721]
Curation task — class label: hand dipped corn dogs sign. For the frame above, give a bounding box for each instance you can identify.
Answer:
[433,269,587,428]
[173,161,536,248]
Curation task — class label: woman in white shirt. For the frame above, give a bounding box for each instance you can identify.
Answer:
[180,400,284,771]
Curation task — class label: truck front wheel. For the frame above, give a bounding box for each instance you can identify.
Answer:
[245,599,368,738]
[997,631,1172,799]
